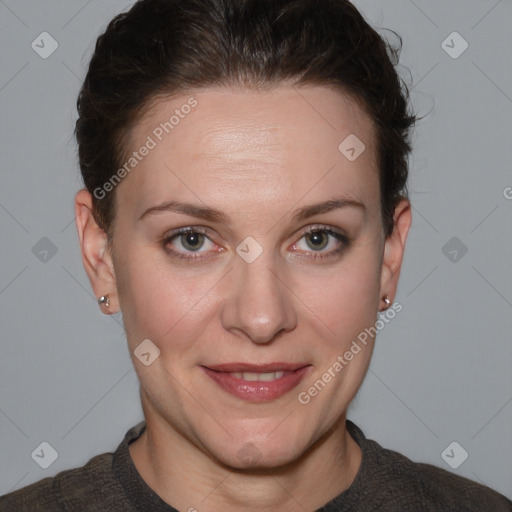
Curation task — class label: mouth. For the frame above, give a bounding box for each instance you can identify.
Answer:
[200,362,312,402]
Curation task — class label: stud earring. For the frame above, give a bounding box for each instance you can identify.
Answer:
[382,296,391,310]
[98,295,110,308]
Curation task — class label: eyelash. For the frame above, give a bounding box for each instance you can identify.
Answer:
[161,224,350,262]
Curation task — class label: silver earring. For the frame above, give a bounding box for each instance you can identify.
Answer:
[382,296,391,310]
[98,295,110,308]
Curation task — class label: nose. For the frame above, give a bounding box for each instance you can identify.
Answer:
[221,250,297,344]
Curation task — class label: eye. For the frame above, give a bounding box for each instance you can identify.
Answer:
[162,224,349,263]
[162,227,220,261]
[290,225,349,261]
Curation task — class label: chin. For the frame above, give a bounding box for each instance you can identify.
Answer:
[202,429,308,470]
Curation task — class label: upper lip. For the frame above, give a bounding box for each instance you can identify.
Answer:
[203,362,311,373]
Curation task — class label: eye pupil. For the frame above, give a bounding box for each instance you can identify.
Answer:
[307,231,328,250]
[182,232,203,251]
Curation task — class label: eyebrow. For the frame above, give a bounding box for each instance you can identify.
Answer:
[139,196,366,224]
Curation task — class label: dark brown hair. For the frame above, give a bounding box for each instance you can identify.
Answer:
[75,0,416,239]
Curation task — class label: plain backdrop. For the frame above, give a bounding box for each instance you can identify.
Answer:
[1,0,511,501]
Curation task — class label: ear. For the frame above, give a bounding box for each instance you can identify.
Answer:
[74,188,119,314]
[379,198,412,308]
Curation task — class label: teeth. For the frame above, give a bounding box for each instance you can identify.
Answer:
[230,371,285,381]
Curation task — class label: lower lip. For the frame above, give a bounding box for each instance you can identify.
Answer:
[201,366,311,402]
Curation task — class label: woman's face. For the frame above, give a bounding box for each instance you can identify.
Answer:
[84,85,410,468]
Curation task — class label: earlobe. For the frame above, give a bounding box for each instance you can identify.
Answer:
[379,199,412,306]
[74,189,119,314]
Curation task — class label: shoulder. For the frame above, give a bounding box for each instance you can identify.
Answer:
[343,420,512,511]
[0,451,122,512]
[0,422,146,511]
[364,437,512,511]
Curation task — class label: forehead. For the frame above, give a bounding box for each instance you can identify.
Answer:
[118,85,379,219]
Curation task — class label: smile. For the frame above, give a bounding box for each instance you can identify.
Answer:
[200,363,312,402]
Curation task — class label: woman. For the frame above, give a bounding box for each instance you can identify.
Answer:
[1,0,510,510]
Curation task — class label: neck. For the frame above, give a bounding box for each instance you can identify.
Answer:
[129,406,361,512]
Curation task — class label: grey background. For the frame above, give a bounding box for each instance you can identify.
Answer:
[1,0,511,502]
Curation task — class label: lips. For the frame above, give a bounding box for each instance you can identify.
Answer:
[200,362,312,402]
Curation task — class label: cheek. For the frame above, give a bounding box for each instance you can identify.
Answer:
[294,253,381,343]
[117,251,217,349]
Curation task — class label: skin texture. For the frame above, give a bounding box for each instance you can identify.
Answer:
[75,85,412,512]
